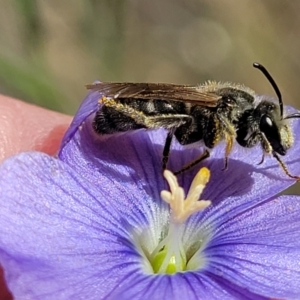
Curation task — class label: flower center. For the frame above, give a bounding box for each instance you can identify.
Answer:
[149,168,211,274]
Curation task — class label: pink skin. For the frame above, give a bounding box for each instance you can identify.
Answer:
[0,95,72,300]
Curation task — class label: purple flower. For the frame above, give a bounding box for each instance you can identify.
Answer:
[0,90,300,300]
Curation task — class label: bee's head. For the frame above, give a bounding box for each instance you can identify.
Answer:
[253,63,300,181]
[253,63,298,156]
[258,101,293,155]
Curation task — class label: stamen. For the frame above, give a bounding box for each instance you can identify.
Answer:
[161,167,211,224]
[150,168,211,274]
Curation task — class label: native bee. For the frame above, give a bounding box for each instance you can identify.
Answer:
[87,63,300,180]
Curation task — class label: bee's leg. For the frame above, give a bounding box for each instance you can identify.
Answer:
[272,152,300,181]
[258,153,265,165]
[174,150,210,175]
[162,132,173,170]
[222,134,234,171]
[210,117,235,171]
[156,115,193,170]
[260,136,299,180]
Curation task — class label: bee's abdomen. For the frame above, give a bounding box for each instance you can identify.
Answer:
[119,98,188,115]
[93,97,193,135]
[93,106,146,134]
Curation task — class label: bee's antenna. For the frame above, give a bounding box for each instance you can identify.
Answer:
[253,62,283,120]
[284,112,300,120]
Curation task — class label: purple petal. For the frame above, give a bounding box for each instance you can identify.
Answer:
[0,152,166,299]
[201,195,300,299]
[108,269,268,300]
[60,87,101,150]
[1,151,299,298]
[60,121,166,197]
[2,153,270,299]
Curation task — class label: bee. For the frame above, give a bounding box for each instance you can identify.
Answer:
[87,63,300,180]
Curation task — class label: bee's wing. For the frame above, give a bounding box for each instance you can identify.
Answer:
[86,82,219,107]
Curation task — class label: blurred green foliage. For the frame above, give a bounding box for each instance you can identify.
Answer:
[0,0,300,193]
[1,0,300,114]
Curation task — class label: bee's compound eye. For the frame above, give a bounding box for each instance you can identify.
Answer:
[260,114,286,155]
[265,116,273,126]
[260,115,273,129]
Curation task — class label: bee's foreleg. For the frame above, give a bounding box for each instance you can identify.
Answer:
[272,152,300,181]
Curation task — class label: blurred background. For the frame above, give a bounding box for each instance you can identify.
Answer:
[0,0,299,192]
